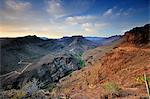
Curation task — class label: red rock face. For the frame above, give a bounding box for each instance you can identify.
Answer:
[122,24,150,46]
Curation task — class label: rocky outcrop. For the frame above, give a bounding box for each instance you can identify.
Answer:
[122,24,150,46]
[37,54,80,82]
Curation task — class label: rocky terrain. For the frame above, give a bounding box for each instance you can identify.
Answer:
[51,24,150,98]
[121,24,150,47]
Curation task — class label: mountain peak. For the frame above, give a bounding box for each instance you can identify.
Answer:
[122,24,150,46]
[72,35,84,38]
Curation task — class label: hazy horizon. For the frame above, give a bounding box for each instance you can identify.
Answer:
[0,0,149,38]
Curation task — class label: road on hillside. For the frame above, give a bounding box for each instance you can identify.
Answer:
[0,61,32,78]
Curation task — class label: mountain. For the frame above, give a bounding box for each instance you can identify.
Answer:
[121,24,150,47]
[0,35,97,75]
[52,24,150,98]
[0,35,49,75]
[65,36,98,54]
[1,35,115,91]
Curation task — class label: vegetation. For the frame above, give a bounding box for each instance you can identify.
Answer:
[72,52,85,69]
[135,76,150,83]
[1,90,26,99]
[79,60,85,68]
[12,90,26,99]
[103,82,121,95]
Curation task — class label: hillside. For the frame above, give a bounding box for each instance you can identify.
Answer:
[0,35,97,75]
[0,35,120,92]
[52,24,150,98]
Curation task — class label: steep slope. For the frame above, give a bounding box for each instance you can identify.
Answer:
[52,24,150,98]
[82,38,122,66]
[121,24,150,47]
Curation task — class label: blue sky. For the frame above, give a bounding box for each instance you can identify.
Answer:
[0,0,149,38]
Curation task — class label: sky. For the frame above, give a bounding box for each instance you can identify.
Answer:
[0,0,149,38]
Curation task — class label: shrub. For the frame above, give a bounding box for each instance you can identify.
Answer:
[135,76,150,83]
[2,90,26,99]
[103,82,121,95]
[72,53,85,69]
[12,90,26,99]
[79,60,85,68]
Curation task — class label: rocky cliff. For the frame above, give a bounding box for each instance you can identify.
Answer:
[121,24,150,46]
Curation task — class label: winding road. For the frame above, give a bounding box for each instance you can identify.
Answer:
[0,61,32,78]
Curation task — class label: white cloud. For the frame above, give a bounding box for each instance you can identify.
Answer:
[64,14,110,34]
[46,0,65,18]
[103,6,133,17]
[65,15,96,25]
[5,0,31,11]
[103,8,113,16]
[81,23,109,33]
[81,23,95,33]
[46,0,95,18]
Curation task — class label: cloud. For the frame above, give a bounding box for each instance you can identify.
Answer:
[46,0,65,18]
[5,0,31,11]
[81,23,95,33]
[103,8,113,16]
[65,14,109,34]
[81,23,109,33]
[1,0,140,38]
[65,15,96,25]
[103,6,133,17]
[46,0,95,18]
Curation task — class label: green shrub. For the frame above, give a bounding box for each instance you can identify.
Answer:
[72,53,85,69]
[79,60,85,68]
[103,82,121,94]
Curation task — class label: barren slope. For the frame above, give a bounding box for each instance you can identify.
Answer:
[52,24,150,99]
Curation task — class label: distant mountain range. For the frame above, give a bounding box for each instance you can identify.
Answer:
[40,35,121,45]
[86,35,121,45]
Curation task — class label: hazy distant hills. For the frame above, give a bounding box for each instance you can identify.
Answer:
[86,35,121,45]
